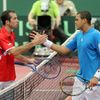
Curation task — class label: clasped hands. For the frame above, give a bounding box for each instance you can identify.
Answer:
[29,30,48,45]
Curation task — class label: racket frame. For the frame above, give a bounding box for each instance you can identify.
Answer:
[59,75,88,96]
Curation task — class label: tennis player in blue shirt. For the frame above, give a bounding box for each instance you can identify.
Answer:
[42,11,100,100]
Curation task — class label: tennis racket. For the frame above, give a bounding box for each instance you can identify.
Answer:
[59,75,100,96]
[15,55,61,79]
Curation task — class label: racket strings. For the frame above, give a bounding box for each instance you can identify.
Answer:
[61,77,75,94]
[35,56,61,79]
[60,76,87,96]
[72,81,86,95]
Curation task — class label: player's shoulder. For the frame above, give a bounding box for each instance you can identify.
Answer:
[0,33,5,41]
[91,28,100,40]
[0,28,7,40]
[92,28,100,35]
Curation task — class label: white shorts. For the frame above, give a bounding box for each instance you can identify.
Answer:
[0,81,14,90]
[72,77,100,100]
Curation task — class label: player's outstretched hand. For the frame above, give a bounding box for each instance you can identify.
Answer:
[30,31,48,45]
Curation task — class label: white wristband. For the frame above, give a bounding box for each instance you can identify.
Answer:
[94,69,100,79]
[43,40,53,48]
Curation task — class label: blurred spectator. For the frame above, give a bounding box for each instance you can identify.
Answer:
[28,0,67,44]
[56,0,77,16]
[94,18,100,31]
[28,0,60,31]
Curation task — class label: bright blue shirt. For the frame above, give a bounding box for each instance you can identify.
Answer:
[66,28,100,81]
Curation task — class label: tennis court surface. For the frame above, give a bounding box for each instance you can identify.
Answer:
[0,55,79,100]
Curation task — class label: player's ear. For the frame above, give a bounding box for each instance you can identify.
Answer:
[6,20,10,25]
[83,18,87,24]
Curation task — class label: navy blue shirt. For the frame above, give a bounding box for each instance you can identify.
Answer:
[66,28,100,81]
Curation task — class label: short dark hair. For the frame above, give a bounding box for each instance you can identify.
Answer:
[0,10,15,25]
[77,11,92,24]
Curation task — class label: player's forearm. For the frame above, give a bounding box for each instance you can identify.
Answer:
[43,40,70,54]
[51,44,69,54]
[15,55,29,63]
[9,33,47,56]
[9,42,36,56]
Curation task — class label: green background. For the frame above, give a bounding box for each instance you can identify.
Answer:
[0,0,99,16]
[0,0,100,55]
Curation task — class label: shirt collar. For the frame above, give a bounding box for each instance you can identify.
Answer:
[81,27,94,34]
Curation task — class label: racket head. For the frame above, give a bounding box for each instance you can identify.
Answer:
[36,56,61,79]
[59,75,87,96]
[15,55,61,79]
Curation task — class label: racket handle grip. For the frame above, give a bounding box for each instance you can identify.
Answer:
[26,64,35,68]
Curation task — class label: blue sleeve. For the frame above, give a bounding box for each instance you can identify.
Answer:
[95,32,100,56]
[93,31,100,68]
[66,35,77,51]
